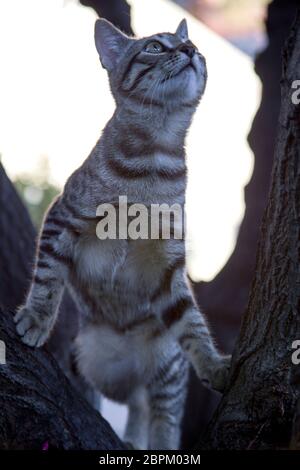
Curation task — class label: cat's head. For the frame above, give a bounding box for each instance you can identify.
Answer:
[94,18,207,110]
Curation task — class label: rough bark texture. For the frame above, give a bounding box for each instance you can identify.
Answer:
[182,0,299,448]
[0,164,36,311]
[0,308,124,449]
[290,366,300,449]
[201,10,300,450]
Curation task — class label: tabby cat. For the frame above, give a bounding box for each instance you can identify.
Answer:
[15,18,231,450]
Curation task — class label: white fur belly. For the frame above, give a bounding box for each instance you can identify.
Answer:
[74,234,171,297]
[75,323,173,402]
[73,235,183,402]
[74,235,128,285]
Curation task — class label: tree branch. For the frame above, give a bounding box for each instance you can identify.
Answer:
[0,305,125,449]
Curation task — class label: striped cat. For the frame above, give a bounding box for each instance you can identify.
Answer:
[14,18,231,450]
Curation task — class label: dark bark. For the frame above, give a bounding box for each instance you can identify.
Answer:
[0,306,124,449]
[182,0,299,448]
[0,164,36,311]
[290,366,300,449]
[201,10,300,449]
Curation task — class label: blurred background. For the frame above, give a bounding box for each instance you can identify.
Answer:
[0,0,298,448]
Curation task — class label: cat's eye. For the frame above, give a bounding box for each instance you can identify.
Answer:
[144,41,165,54]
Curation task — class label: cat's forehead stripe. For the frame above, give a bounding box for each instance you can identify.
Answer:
[161,36,179,49]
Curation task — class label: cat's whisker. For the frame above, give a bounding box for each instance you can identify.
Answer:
[147,73,164,119]
[137,73,162,120]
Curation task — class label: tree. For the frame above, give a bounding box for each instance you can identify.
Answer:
[200,10,300,449]
[0,304,124,449]
[0,164,36,312]
[182,0,299,448]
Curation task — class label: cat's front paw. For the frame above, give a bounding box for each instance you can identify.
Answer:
[208,355,232,393]
[14,306,52,347]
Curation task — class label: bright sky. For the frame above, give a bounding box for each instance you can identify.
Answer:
[0,0,260,284]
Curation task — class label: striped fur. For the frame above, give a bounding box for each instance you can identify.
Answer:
[14,19,231,450]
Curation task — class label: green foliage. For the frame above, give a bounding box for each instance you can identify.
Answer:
[13,157,60,229]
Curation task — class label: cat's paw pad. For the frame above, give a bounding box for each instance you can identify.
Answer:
[209,355,232,393]
[14,306,51,347]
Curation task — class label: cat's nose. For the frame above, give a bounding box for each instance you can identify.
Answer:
[177,43,196,58]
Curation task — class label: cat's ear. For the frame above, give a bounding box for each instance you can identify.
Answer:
[176,19,189,41]
[94,19,131,71]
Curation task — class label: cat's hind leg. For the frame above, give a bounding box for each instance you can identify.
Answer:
[124,387,149,450]
[147,348,188,450]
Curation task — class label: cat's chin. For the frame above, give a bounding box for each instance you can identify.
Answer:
[172,69,204,102]
[186,69,206,100]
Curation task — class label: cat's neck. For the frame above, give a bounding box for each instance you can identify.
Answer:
[112,102,194,150]
[88,102,192,200]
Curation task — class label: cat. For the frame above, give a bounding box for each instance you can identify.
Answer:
[14,18,231,450]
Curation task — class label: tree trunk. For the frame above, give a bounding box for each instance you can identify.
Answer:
[182,0,299,448]
[0,164,36,311]
[0,307,124,449]
[290,366,300,449]
[201,10,300,450]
